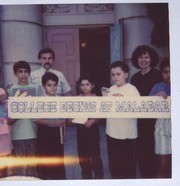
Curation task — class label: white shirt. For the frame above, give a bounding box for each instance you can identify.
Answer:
[106,83,140,139]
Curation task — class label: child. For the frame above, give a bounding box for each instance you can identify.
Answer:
[0,88,13,178]
[106,61,140,179]
[74,73,103,179]
[35,72,66,180]
[7,61,41,177]
[150,58,171,178]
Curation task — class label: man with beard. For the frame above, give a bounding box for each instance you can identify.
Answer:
[30,48,71,96]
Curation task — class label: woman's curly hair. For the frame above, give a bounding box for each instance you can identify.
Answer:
[131,45,159,69]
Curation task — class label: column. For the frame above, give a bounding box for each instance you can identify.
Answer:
[0,5,44,85]
[114,4,169,78]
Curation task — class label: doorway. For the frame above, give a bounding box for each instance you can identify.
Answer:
[46,26,110,95]
[79,27,110,95]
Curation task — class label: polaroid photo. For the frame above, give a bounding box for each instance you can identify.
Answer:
[0,0,180,186]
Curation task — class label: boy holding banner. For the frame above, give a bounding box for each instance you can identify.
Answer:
[150,58,171,178]
[106,61,140,179]
[35,72,66,180]
[7,61,41,177]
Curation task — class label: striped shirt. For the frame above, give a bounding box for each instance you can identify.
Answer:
[150,81,171,155]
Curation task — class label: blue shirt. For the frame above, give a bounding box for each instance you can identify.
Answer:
[150,81,170,96]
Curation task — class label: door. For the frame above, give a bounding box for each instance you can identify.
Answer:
[110,19,124,85]
[110,19,123,63]
[46,28,80,95]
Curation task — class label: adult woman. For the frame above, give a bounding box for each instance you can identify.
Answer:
[130,45,162,178]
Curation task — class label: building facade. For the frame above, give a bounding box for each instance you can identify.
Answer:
[0,3,169,91]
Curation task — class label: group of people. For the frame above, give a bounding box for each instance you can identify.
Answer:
[0,45,171,180]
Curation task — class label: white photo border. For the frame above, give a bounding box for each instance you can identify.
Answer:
[0,0,180,186]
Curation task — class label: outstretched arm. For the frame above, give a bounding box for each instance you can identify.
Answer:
[84,119,101,128]
[34,119,65,127]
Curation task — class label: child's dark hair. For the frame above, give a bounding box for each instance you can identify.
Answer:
[110,61,129,73]
[131,45,159,69]
[42,72,59,86]
[13,60,31,74]
[159,58,170,71]
[38,48,55,60]
[79,73,95,85]
[79,73,95,94]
